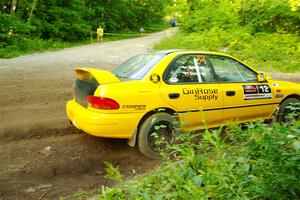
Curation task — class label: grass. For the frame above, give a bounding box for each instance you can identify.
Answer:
[0,34,141,59]
[154,28,300,73]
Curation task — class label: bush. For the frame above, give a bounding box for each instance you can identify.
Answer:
[154,28,300,72]
[240,0,300,34]
[181,0,239,32]
[180,0,300,35]
[100,120,300,199]
[0,37,72,58]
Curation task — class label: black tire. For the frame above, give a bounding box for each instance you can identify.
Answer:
[138,113,176,159]
[276,97,300,123]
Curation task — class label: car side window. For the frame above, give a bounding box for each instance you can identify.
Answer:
[207,55,258,82]
[165,55,214,83]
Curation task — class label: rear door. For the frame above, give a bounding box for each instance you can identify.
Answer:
[206,55,277,122]
[160,54,223,130]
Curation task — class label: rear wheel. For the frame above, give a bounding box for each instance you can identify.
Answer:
[276,97,300,123]
[138,113,176,159]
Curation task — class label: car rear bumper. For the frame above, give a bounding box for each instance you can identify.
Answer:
[66,100,142,138]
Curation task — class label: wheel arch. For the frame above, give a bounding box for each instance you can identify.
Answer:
[279,94,300,105]
[137,107,176,130]
[274,94,300,122]
[127,107,176,147]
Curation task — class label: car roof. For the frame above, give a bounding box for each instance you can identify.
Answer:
[155,49,231,57]
[155,49,183,55]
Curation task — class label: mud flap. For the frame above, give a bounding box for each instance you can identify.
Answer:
[273,106,280,121]
[70,118,80,130]
[127,128,137,147]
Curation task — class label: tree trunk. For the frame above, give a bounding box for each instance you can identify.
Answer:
[28,0,38,23]
[10,0,17,14]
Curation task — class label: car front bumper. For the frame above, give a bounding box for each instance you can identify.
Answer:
[66,100,142,138]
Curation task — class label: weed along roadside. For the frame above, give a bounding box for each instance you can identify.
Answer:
[97,120,300,199]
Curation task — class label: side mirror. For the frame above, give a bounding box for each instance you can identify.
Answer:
[257,72,267,82]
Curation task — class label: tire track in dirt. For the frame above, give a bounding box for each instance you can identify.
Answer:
[0,129,158,199]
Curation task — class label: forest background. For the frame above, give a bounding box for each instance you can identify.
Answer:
[156,0,300,72]
[0,0,168,58]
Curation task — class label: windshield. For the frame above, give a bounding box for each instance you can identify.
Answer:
[111,53,165,80]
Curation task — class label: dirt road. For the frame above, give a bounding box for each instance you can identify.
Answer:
[0,28,299,199]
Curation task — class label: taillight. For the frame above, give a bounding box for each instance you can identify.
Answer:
[87,96,120,110]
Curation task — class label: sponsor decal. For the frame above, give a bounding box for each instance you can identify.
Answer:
[122,105,146,110]
[182,88,219,101]
[243,85,257,94]
[243,85,272,100]
[150,74,160,83]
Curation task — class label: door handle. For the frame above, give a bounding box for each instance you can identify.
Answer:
[226,91,236,96]
[169,93,180,99]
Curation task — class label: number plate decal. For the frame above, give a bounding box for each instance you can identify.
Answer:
[242,85,272,100]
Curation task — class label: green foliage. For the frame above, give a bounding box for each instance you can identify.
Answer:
[100,120,300,199]
[101,186,125,200]
[104,162,123,184]
[179,0,300,34]
[240,0,300,34]
[30,0,91,41]
[181,0,240,32]
[164,0,187,23]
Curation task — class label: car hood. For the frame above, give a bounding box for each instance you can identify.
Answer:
[271,80,299,87]
[75,67,120,84]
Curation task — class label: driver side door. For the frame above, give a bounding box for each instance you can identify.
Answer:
[160,54,224,130]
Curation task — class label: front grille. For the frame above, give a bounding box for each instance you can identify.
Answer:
[74,79,98,107]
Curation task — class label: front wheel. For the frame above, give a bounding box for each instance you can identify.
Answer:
[138,113,176,159]
[276,97,300,123]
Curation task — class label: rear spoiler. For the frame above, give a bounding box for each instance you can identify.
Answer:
[75,67,120,84]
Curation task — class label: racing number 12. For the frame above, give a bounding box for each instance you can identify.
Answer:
[258,85,270,93]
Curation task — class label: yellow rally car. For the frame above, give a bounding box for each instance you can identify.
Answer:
[66,50,300,158]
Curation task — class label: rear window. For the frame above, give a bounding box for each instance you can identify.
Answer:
[112,53,165,80]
